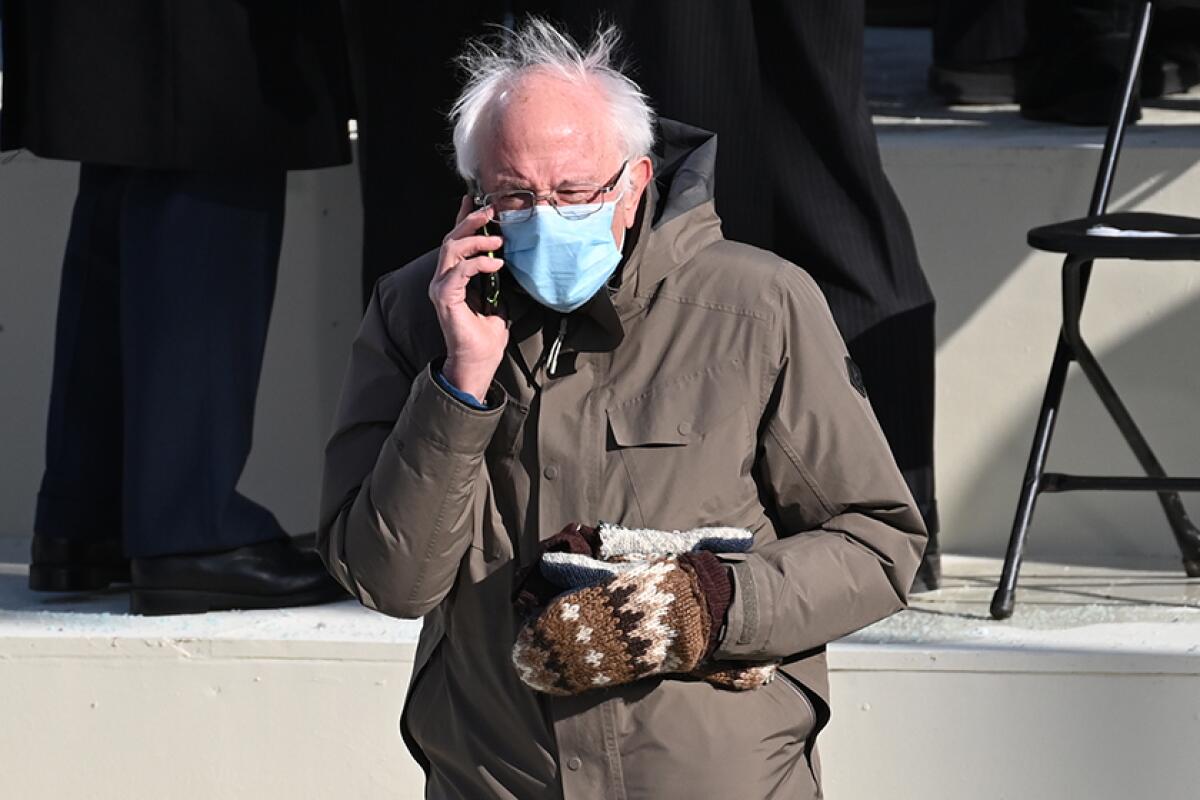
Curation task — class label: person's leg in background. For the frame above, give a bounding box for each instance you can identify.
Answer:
[757,0,941,590]
[1019,0,1136,124]
[847,304,940,589]
[116,169,343,615]
[930,0,1026,104]
[30,165,130,591]
[343,1,497,305]
[118,169,287,557]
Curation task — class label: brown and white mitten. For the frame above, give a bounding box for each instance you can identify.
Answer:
[514,522,779,694]
[513,555,716,695]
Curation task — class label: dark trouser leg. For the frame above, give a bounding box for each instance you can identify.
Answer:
[118,169,287,558]
[344,1,495,304]
[930,0,1025,104]
[35,165,126,544]
[1019,0,1137,124]
[848,304,940,589]
[934,0,1026,66]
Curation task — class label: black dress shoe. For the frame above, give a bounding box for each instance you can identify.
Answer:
[29,536,131,592]
[910,553,942,594]
[910,525,942,594]
[130,537,347,616]
[929,60,1017,105]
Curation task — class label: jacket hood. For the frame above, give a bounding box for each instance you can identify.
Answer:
[649,119,720,229]
[621,119,725,308]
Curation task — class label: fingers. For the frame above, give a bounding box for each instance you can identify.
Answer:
[449,253,504,282]
[446,203,497,244]
[439,204,502,277]
[432,202,503,307]
[438,235,504,276]
[428,253,504,307]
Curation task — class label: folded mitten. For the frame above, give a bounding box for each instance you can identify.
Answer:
[513,555,714,696]
[513,523,603,616]
[513,522,778,694]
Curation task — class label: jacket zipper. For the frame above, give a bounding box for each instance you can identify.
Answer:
[546,316,568,377]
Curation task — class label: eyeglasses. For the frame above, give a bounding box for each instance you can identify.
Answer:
[476,161,628,224]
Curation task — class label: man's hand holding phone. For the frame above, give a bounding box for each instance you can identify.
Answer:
[428,196,508,403]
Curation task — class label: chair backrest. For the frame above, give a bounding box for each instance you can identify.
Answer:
[1088,0,1155,217]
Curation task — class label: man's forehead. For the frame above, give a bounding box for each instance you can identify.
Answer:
[480,73,619,183]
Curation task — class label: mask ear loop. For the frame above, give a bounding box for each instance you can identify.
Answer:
[611,177,630,250]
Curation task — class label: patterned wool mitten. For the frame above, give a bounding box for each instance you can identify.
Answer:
[513,553,727,695]
[525,527,783,693]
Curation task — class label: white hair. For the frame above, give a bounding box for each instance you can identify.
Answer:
[449,18,656,185]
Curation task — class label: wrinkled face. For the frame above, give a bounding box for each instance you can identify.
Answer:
[477,71,653,246]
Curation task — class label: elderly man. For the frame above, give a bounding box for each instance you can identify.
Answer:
[320,19,925,800]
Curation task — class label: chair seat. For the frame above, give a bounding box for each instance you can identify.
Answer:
[1028,212,1200,261]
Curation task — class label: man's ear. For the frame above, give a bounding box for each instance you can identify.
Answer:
[622,156,655,229]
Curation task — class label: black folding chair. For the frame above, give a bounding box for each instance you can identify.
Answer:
[990,0,1200,620]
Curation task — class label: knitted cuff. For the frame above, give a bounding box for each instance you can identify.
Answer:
[540,552,641,589]
[543,523,602,557]
[596,523,753,560]
[677,550,733,658]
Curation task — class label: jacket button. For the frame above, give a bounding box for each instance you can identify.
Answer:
[677,421,692,436]
[543,465,559,480]
[566,757,582,771]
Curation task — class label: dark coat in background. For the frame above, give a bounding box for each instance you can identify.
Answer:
[0,0,353,171]
[546,0,934,342]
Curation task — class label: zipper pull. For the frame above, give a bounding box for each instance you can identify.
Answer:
[547,316,568,377]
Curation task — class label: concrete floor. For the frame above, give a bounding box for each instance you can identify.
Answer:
[5,542,1200,800]
[5,533,1198,653]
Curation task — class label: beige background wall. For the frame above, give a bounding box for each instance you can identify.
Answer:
[5,634,1199,800]
[3,129,1200,564]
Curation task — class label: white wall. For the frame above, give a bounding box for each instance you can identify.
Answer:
[3,126,1200,566]
[886,125,1200,565]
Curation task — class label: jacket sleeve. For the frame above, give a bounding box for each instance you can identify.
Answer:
[714,266,927,661]
[317,283,505,619]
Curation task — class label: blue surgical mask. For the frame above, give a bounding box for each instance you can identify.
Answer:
[499,199,624,314]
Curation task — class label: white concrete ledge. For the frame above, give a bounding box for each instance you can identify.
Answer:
[4,552,1200,798]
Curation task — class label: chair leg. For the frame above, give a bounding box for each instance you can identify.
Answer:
[1061,261,1200,574]
[991,257,1094,620]
[990,338,1077,620]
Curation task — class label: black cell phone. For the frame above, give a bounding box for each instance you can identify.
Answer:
[478,220,501,315]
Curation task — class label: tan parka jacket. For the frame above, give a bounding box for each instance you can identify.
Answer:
[319,122,927,800]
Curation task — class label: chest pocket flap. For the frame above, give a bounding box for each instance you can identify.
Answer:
[608,363,748,447]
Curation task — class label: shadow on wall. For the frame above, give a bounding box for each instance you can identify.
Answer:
[910,140,1200,347]
[887,127,1200,567]
[955,293,1200,567]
